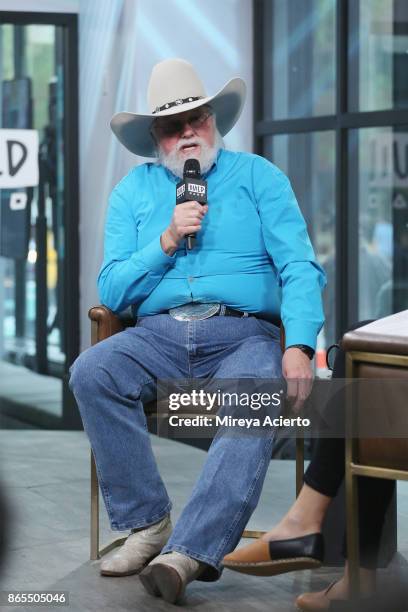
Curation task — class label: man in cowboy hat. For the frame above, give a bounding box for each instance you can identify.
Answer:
[69,58,326,603]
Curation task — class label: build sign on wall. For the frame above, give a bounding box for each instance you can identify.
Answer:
[0,129,39,259]
[0,129,39,188]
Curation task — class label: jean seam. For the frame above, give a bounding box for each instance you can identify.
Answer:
[213,433,275,563]
[91,447,116,524]
[111,501,172,531]
[187,321,192,377]
[161,544,220,571]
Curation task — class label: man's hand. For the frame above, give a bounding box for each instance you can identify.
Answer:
[161,201,208,255]
[282,347,314,412]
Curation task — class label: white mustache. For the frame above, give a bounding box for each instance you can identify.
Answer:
[176,138,204,152]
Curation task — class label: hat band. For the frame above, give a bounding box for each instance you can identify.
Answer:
[152,96,204,114]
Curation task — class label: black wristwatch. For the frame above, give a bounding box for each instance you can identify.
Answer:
[286,344,315,360]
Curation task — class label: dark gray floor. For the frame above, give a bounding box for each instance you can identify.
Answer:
[0,431,407,611]
[0,362,62,428]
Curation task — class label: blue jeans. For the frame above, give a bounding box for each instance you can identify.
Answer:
[68,314,282,579]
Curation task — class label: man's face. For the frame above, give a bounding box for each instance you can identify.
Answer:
[152,106,216,161]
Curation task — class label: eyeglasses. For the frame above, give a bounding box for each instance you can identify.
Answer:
[152,109,213,138]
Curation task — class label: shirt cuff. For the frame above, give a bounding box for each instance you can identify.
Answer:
[284,320,320,351]
[136,234,177,273]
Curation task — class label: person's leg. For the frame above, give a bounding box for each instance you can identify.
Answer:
[224,319,396,591]
[260,319,393,544]
[68,315,189,531]
[343,475,395,570]
[295,561,377,611]
[301,320,396,574]
[158,316,283,578]
[258,328,350,543]
[286,319,395,609]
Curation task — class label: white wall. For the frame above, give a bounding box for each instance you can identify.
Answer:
[0,0,253,352]
[78,0,253,351]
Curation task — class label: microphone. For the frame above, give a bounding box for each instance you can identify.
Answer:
[176,159,208,250]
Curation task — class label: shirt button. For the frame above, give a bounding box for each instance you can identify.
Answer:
[188,276,194,282]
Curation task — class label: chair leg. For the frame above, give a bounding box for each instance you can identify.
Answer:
[345,357,360,601]
[346,440,360,600]
[296,435,304,497]
[242,529,265,538]
[90,450,100,560]
[90,449,128,559]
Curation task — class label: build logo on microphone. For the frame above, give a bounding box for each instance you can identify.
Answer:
[187,183,206,195]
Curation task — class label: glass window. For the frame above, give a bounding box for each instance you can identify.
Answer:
[0,23,68,426]
[263,0,336,120]
[1,25,14,81]
[264,131,336,368]
[349,127,408,321]
[348,0,408,111]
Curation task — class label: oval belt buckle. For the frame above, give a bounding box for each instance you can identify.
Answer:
[168,303,221,321]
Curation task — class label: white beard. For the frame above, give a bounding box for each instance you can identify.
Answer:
[157,129,224,178]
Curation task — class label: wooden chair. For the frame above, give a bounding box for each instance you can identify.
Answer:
[343,311,408,599]
[88,305,305,560]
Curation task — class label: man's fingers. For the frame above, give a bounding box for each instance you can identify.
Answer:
[292,378,311,412]
[168,202,208,242]
[284,375,314,412]
[186,211,205,221]
[175,209,206,224]
[282,349,314,412]
[292,396,305,412]
[305,376,314,399]
[299,376,312,398]
[183,224,202,234]
[180,201,207,213]
[286,378,298,404]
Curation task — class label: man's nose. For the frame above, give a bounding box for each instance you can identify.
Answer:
[180,121,194,138]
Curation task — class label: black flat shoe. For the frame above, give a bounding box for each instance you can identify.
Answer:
[223,533,324,577]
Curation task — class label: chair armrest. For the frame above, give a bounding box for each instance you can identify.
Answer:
[88,305,128,345]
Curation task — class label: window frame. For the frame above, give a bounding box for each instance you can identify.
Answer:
[254,0,408,338]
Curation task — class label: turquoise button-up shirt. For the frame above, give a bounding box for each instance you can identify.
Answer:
[98,149,326,349]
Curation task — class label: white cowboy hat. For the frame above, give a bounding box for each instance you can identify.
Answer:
[110,58,246,157]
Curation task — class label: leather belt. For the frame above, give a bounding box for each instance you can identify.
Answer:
[167,302,254,322]
[219,306,252,318]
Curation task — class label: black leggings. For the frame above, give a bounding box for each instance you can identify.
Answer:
[303,321,395,569]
